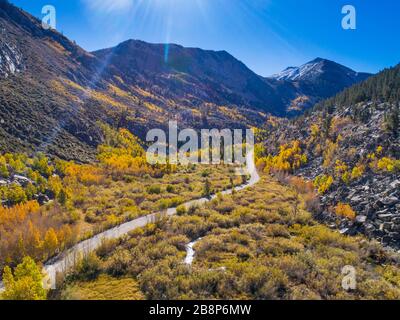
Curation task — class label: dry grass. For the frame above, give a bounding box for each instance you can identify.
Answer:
[62,274,144,300]
[60,175,400,300]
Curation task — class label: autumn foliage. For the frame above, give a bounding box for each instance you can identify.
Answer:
[334,203,357,220]
[257,141,307,174]
[0,201,77,272]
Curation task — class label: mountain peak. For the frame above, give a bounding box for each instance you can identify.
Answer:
[309,57,328,63]
[271,58,371,83]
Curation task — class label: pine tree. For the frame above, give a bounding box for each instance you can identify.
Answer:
[203,178,211,198]
[385,104,399,136]
[57,188,68,206]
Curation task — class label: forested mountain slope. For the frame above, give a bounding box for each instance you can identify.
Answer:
[257,63,400,248]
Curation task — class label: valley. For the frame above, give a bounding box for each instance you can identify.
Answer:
[0,0,399,301]
[57,175,400,300]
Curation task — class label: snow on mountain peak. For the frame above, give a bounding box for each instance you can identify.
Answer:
[271,58,329,81]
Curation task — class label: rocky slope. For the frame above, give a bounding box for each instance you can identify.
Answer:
[259,64,400,250]
[0,0,104,161]
[0,26,23,78]
[93,40,289,116]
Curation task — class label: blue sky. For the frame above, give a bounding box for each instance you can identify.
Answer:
[10,0,400,76]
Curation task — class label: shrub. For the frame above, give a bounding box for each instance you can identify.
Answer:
[351,165,365,180]
[377,157,400,172]
[176,205,187,216]
[158,197,184,210]
[335,203,357,220]
[303,193,321,214]
[32,153,54,178]
[313,175,334,194]
[202,178,212,198]
[106,249,132,277]
[6,183,27,205]
[1,257,46,300]
[0,156,9,178]
[261,141,307,174]
[322,140,338,168]
[147,185,162,195]
[288,176,314,194]
[201,170,210,177]
[96,239,119,259]
[75,253,102,281]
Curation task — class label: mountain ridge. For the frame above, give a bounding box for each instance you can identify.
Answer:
[0,0,377,161]
[271,57,371,82]
[267,57,372,113]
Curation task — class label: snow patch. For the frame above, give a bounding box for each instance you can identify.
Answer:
[272,60,324,81]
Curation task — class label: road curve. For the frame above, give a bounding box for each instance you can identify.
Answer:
[0,151,260,292]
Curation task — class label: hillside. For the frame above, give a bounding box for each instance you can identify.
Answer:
[0,0,104,161]
[93,40,288,116]
[257,63,400,249]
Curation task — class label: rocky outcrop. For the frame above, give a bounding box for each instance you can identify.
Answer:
[315,175,400,250]
[0,28,23,78]
[0,174,52,206]
[261,99,400,250]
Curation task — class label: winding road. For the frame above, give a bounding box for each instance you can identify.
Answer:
[0,151,260,292]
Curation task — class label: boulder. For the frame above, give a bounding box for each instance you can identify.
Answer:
[356,215,367,224]
[382,196,399,207]
[389,180,400,189]
[13,174,33,186]
[378,213,395,221]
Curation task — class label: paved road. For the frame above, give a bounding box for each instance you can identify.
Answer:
[0,151,260,292]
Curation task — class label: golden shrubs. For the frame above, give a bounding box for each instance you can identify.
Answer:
[322,139,338,168]
[377,157,400,172]
[1,256,47,300]
[368,147,400,173]
[0,201,77,270]
[65,163,104,185]
[313,175,334,194]
[0,200,40,227]
[351,164,365,180]
[258,141,307,174]
[335,203,357,220]
[97,124,149,177]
